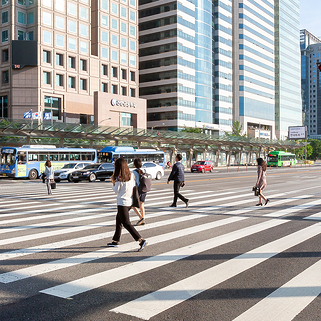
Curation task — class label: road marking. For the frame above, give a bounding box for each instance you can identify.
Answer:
[40,219,288,298]
[232,259,321,321]
[303,212,321,221]
[111,223,321,320]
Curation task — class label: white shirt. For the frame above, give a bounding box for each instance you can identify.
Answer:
[112,172,135,206]
[44,166,54,180]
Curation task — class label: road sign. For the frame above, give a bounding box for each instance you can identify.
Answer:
[288,126,306,140]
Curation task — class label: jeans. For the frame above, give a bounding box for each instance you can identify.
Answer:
[46,179,52,195]
[173,181,188,205]
[113,205,141,242]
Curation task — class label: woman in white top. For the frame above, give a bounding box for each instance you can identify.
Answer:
[108,157,147,252]
[44,160,54,195]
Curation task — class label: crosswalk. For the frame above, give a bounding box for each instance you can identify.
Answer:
[1,180,321,320]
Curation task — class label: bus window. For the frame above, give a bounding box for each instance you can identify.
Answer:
[70,153,80,161]
[59,153,69,161]
[28,153,38,162]
[18,152,27,164]
[39,154,47,161]
[49,154,59,161]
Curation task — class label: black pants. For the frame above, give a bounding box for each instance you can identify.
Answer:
[173,181,188,205]
[113,205,141,242]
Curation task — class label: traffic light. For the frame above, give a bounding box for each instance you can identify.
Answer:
[317,63,321,72]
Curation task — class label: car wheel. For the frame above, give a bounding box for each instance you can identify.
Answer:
[55,179,61,183]
[67,175,73,182]
[73,180,79,183]
[202,168,205,173]
[89,173,96,182]
[156,171,162,180]
[28,169,38,180]
[100,178,106,181]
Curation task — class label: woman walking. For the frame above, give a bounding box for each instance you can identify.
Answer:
[107,157,147,252]
[133,158,147,226]
[255,158,269,206]
[44,160,54,195]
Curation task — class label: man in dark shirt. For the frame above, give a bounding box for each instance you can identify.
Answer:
[167,154,189,207]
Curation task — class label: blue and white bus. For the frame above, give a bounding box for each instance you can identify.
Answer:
[98,146,165,168]
[0,145,97,179]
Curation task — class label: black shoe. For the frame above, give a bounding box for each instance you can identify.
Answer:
[169,204,177,207]
[265,199,270,206]
[185,200,189,208]
[136,218,145,226]
[138,239,147,252]
[107,241,119,247]
[255,203,263,206]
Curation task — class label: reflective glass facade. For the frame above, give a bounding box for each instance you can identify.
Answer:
[275,0,302,138]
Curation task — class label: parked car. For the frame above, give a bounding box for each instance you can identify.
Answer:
[191,161,214,173]
[54,162,91,182]
[70,163,114,182]
[129,162,164,180]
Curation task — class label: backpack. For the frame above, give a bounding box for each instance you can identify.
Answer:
[136,169,152,193]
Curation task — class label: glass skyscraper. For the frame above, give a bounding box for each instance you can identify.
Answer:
[275,0,302,138]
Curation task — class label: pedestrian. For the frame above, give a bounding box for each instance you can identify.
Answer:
[167,161,171,169]
[255,157,270,206]
[44,160,54,195]
[167,154,189,207]
[132,158,147,226]
[107,157,147,252]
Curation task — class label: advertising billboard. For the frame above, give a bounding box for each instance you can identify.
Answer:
[288,126,307,140]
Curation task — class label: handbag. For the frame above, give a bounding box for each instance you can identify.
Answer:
[252,186,260,196]
[51,181,57,189]
[132,186,141,208]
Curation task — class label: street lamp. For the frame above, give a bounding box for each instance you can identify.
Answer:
[98,118,112,126]
[151,122,165,130]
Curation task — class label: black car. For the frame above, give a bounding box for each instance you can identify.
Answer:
[70,163,114,182]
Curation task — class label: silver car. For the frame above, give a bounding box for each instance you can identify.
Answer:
[54,162,91,182]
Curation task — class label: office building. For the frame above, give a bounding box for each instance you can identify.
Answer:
[0,0,146,128]
[300,29,321,137]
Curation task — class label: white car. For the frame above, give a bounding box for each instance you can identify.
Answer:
[54,162,92,182]
[129,162,164,180]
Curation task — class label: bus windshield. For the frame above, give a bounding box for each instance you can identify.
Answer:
[1,149,16,165]
[267,155,278,162]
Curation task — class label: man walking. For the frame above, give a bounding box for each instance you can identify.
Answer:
[167,154,189,207]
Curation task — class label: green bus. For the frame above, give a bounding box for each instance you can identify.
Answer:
[267,151,296,167]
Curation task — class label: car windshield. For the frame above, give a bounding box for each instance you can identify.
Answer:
[195,161,206,165]
[84,164,100,169]
[62,163,77,169]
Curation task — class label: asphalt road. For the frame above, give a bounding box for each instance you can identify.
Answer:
[0,165,321,321]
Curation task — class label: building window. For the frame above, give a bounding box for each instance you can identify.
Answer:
[68,76,75,88]
[111,18,117,30]
[130,71,135,81]
[129,10,135,21]
[55,0,65,12]
[43,30,51,44]
[102,82,108,92]
[121,37,127,48]
[130,40,135,51]
[121,52,127,64]
[43,71,51,84]
[42,0,52,8]
[56,74,63,86]
[18,11,26,24]
[42,11,51,26]
[68,1,76,15]
[122,112,132,126]
[111,50,118,61]
[80,7,88,19]
[68,56,75,68]
[129,55,135,66]
[44,96,61,120]
[2,49,9,62]
[2,11,8,24]
[68,20,76,33]
[121,86,126,96]
[0,95,8,118]
[56,16,65,29]
[121,6,127,18]
[80,78,87,90]
[2,30,8,42]
[111,2,118,14]
[121,69,126,79]
[27,31,33,40]
[56,34,64,47]
[101,0,108,10]
[80,59,87,71]
[17,30,24,40]
[43,50,51,63]
[2,70,9,84]
[56,53,63,66]
[80,23,87,36]
[111,34,118,46]
[102,31,108,43]
[130,88,135,97]
[2,0,9,4]
[129,25,135,37]
[112,84,118,94]
[27,12,34,24]
[101,15,108,26]
[80,41,87,53]
[112,66,117,78]
[68,37,76,50]
[121,22,127,33]
[102,64,108,75]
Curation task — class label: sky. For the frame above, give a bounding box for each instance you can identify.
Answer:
[300,0,321,37]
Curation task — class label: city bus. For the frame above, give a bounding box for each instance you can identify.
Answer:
[98,146,165,168]
[0,145,97,179]
[267,151,296,167]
